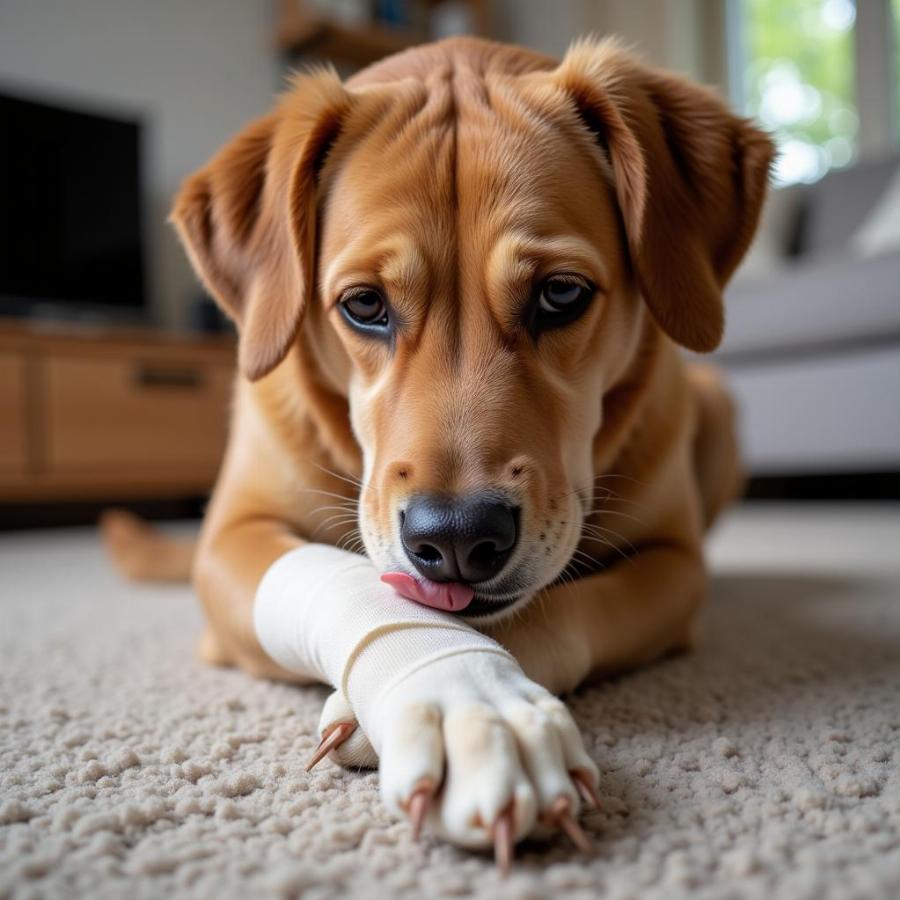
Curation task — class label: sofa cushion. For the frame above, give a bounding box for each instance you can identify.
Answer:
[728,345,900,474]
[852,166,900,258]
[797,156,899,257]
[718,250,900,360]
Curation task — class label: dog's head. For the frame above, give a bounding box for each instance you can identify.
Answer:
[172,38,772,622]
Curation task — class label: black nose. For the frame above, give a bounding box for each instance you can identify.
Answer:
[400,493,519,583]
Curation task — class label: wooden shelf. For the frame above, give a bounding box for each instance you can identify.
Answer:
[0,319,234,360]
[275,1,422,66]
[0,319,235,503]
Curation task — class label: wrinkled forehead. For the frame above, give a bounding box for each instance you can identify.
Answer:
[318,78,620,298]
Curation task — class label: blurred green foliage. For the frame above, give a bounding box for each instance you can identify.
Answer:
[743,0,857,182]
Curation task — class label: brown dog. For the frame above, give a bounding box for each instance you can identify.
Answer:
[114,35,772,856]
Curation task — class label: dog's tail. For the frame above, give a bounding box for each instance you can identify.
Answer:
[100,509,196,583]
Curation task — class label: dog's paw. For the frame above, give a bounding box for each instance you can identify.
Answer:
[374,652,599,852]
[314,691,379,769]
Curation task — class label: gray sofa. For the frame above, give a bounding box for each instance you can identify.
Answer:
[715,158,900,477]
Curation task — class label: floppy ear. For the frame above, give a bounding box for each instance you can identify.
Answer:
[552,39,774,352]
[171,71,349,380]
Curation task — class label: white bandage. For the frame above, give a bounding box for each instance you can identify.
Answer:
[253,544,515,745]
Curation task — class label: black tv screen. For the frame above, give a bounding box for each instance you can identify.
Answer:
[0,92,146,315]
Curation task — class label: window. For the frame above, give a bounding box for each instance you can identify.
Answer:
[736,0,858,185]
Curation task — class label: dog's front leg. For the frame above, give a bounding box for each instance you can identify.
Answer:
[253,543,599,858]
[487,544,706,695]
[193,516,309,681]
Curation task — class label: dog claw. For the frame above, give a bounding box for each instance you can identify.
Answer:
[542,796,593,854]
[305,721,356,772]
[492,806,515,875]
[571,769,600,809]
[558,811,593,854]
[406,785,432,841]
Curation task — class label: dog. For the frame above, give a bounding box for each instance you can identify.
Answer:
[105,35,772,861]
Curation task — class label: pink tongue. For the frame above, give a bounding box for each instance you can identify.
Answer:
[380,572,475,613]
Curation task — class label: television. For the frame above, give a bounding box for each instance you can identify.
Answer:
[0,91,147,320]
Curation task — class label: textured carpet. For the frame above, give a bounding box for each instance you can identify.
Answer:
[1,504,899,900]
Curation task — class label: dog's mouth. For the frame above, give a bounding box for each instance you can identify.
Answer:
[380,572,474,612]
[380,570,528,620]
[459,592,524,619]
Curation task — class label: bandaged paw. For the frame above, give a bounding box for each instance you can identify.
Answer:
[349,641,598,848]
[254,543,599,851]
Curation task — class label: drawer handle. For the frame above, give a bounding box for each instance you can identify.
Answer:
[133,364,205,389]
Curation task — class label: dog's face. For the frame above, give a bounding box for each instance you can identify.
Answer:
[316,79,640,619]
[172,39,772,623]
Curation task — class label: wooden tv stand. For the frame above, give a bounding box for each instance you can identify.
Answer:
[0,320,235,503]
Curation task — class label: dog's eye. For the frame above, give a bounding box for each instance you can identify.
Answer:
[340,288,389,329]
[538,276,591,312]
[533,275,594,331]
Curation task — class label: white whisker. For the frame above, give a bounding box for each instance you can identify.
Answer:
[296,487,359,503]
[309,459,363,489]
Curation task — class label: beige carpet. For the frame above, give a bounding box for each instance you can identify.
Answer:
[1,504,899,900]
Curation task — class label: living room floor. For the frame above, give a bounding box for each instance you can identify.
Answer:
[1,504,899,900]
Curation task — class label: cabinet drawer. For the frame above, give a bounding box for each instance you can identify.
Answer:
[0,352,27,473]
[46,355,231,471]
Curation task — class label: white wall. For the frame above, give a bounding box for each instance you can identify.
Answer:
[492,0,727,88]
[0,0,280,328]
[491,0,584,59]
[581,0,728,86]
